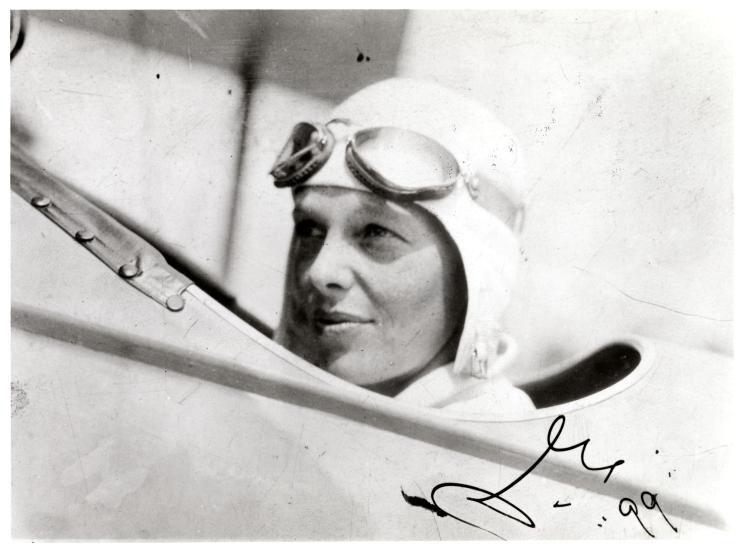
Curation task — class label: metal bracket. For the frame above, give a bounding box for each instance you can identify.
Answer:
[11,143,193,312]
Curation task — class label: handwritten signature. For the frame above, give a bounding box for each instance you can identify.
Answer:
[402,414,677,538]
[619,491,678,537]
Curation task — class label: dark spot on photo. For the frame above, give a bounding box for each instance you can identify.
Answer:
[401,488,447,517]
[11,381,29,416]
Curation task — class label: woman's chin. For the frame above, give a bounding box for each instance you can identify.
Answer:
[323,355,371,385]
[323,351,388,387]
[322,351,422,392]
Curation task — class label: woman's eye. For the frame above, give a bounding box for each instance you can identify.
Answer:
[358,224,408,259]
[294,219,325,240]
[361,224,394,240]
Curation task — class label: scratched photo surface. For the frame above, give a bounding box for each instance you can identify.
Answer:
[10,10,734,540]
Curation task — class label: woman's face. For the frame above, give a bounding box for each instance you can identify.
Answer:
[285,186,466,392]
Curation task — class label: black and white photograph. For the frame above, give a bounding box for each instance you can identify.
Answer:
[8,7,736,540]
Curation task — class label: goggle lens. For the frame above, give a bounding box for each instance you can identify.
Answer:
[347,128,459,199]
[271,122,333,187]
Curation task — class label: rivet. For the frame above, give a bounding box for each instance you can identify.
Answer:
[31,195,51,208]
[166,294,185,312]
[118,263,140,279]
[75,229,95,242]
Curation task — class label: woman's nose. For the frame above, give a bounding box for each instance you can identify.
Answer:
[303,234,355,295]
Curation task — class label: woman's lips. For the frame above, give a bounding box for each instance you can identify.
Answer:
[312,310,374,335]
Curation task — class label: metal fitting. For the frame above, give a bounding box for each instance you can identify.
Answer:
[118,263,140,279]
[165,294,185,312]
[75,229,95,242]
[31,196,51,208]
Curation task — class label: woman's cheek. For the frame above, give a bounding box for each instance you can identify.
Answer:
[372,249,447,325]
[292,246,322,295]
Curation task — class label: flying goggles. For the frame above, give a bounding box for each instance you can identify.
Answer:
[270,119,524,231]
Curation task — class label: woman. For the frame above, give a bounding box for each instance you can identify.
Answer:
[271,78,534,414]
